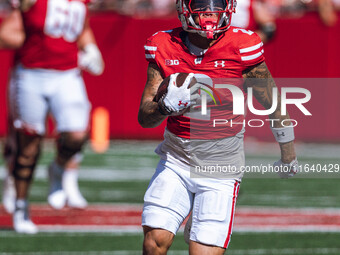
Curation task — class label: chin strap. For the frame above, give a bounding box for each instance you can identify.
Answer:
[200,17,217,39]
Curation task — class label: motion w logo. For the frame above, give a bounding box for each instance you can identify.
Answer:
[193,81,222,116]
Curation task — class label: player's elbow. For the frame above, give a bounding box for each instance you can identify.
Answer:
[138,115,147,128]
[138,117,155,129]
[138,111,151,128]
[138,111,161,129]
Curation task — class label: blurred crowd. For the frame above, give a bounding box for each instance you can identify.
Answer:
[89,0,176,17]
[0,0,339,24]
[90,0,340,25]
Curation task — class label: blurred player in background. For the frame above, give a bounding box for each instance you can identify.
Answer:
[317,0,338,26]
[231,0,277,43]
[138,0,298,253]
[0,0,104,234]
[271,0,339,26]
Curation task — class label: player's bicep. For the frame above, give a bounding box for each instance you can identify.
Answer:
[140,63,163,105]
[242,61,271,79]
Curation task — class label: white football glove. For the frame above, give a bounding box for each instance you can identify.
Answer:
[274,158,299,178]
[78,43,104,76]
[159,73,200,115]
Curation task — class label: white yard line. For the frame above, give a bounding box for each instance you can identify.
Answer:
[0,167,154,181]
[235,226,340,232]
[3,224,340,234]
[37,225,144,233]
[1,248,340,255]
[35,225,340,233]
[227,248,340,255]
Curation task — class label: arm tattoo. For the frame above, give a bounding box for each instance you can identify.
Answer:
[243,62,290,128]
[244,63,296,161]
[243,62,271,79]
[138,63,167,128]
[145,64,163,99]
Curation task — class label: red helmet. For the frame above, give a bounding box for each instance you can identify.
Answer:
[176,0,237,39]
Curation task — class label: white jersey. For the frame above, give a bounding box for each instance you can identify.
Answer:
[333,0,340,6]
[231,0,254,30]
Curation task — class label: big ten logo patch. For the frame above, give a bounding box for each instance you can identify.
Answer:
[165,59,180,66]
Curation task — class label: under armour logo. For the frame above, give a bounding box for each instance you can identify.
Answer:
[178,101,188,107]
[214,61,225,67]
[277,132,285,137]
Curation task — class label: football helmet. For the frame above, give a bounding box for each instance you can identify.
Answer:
[176,0,237,39]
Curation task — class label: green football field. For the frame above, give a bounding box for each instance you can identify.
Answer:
[0,139,340,254]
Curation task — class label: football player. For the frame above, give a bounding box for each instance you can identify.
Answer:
[138,0,298,254]
[231,0,277,43]
[0,0,104,234]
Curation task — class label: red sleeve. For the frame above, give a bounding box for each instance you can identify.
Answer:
[237,30,265,70]
[144,32,161,64]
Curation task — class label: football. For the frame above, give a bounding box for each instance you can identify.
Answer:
[154,73,197,102]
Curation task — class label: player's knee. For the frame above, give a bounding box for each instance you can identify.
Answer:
[143,236,168,255]
[143,227,172,255]
[13,135,41,181]
[17,145,40,166]
[3,141,15,168]
[13,168,33,180]
[57,132,88,163]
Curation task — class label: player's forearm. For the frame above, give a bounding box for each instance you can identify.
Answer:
[279,141,296,164]
[0,10,25,49]
[138,63,166,128]
[138,101,167,128]
[77,19,96,50]
[268,96,296,163]
[318,0,337,26]
[0,30,25,48]
[244,62,296,163]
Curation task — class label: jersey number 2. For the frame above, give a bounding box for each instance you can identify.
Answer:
[232,28,254,36]
[44,0,86,42]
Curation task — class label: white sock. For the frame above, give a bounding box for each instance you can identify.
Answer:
[62,169,87,208]
[62,169,80,196]
[15,199,27,210]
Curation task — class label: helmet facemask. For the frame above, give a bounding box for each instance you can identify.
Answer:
[176,0,236,39]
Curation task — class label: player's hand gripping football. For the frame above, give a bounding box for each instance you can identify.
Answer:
[274,158,299,178]
[158,73,200,116]
[78,43,104,76]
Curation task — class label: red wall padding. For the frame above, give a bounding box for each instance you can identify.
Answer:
[0,12,339,141]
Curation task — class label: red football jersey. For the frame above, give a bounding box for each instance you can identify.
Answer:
[16,0,89,70]
[144,27,265,139]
